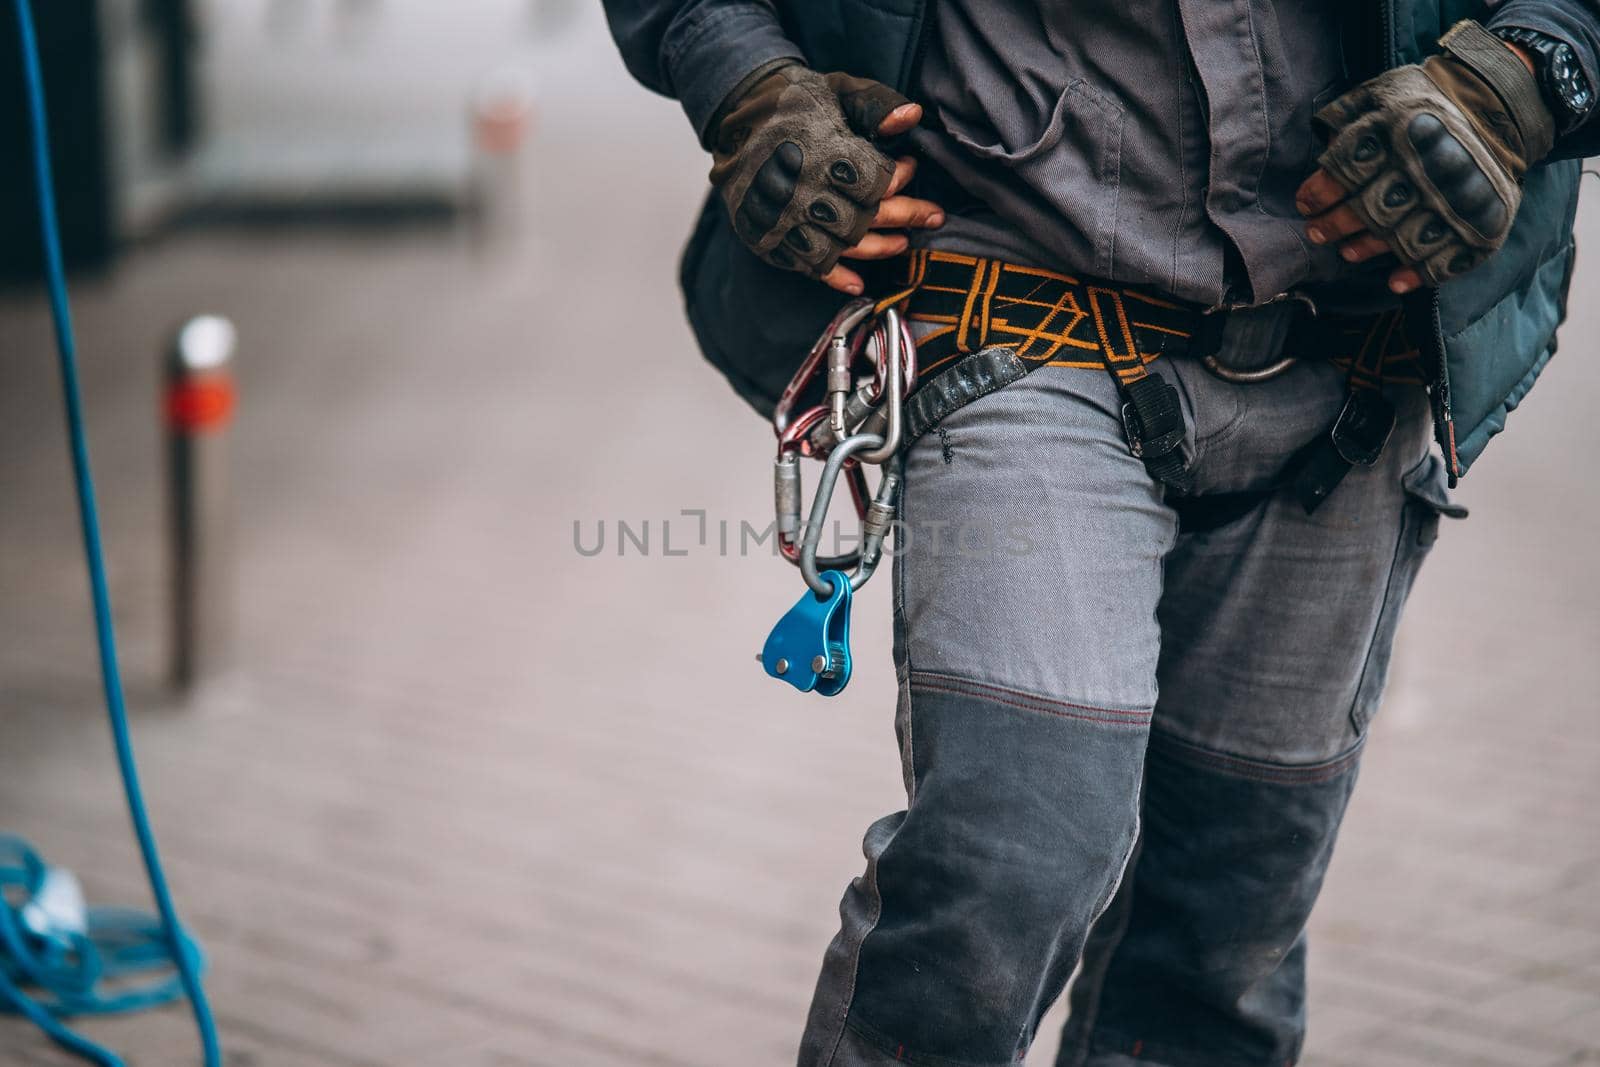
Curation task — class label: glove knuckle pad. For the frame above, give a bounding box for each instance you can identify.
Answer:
[1406,117,1508,237]
[1451,174,1506,235]
[751,143,801,204]
[1358,173,1417,230]
[1417,215,1450,245]
[770,227,845,276]
[1422,245,1481,284]
[784,225,815,254]
[732,206,767,248]
[772,140,804,175]
[807,198,841,225]
[835,142,894,200]
[809,189,869,240]
[1391,211,1449,264]
[1321,118,1390,188]
[734,146,803,243]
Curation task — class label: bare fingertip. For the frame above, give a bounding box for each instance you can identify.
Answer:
[927,212,946,228]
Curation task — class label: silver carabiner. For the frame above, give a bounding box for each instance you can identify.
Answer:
[798,433,903,596]
[778,303,916,595]
[1197,291,1315,384]
[854,307,905,465]
[1202,353,1298,383]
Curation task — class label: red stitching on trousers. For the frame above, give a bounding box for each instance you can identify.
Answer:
[910,671,1150,719]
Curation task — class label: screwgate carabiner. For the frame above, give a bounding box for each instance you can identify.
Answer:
[773,299,877,438]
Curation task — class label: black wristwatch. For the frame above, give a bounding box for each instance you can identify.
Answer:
[1492,25,1596,134]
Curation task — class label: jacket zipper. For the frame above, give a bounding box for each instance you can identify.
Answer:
[1421,290,1458,484]
[1380,0,1459,483]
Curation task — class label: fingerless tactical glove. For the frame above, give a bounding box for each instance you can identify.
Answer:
[1314,20,1555,285]
[709,61,909,277]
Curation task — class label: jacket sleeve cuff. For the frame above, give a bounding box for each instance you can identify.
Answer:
[661,4,805,145]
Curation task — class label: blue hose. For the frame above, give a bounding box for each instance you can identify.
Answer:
[4,1,224,1063]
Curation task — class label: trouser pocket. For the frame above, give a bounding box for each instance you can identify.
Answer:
[1348,451,1468,735]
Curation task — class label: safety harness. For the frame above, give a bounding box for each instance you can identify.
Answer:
[757,250,1432,698]
[887,249,1428,509]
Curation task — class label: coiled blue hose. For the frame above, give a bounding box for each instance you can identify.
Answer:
[4,1,224,1063]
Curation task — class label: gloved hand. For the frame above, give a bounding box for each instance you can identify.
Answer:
[1296,20,1555,291]
[709,60,942,292]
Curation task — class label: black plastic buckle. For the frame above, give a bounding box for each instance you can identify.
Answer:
[1293,388,1398,514]
[1119,377,1187,460]
[1329,390,1396,468]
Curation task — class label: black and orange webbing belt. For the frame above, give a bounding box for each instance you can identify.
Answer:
[874,250,1430,502]
[877,250,1202,489]
[878,249,1198,372]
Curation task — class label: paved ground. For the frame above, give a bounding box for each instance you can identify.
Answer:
[1,6,1598,1065]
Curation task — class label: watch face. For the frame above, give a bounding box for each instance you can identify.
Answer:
[1552,44,1595,114]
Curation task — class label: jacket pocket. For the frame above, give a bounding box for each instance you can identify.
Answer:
[1348,452,1468,735]
[937,78,1125,277]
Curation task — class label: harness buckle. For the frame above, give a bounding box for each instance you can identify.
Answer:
[1330,390,1397,468]
[1292,389,1399,513]
[1119,377,1187,461]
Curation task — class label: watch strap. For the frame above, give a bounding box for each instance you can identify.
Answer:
[1441,20,1557,161]
[1492,24,1595,135]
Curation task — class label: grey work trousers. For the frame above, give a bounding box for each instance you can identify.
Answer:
[799,340,1461,1067]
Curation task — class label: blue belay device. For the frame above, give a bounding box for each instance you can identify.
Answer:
[762,570,854,696]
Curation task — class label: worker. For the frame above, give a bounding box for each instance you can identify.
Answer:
[603,2,1596,1063]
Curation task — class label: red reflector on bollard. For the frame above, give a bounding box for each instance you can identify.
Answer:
[473,69,535,156]
[165,378,236,432]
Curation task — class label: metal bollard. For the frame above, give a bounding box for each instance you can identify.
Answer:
[469,68,536,249]
[165,315,237,688]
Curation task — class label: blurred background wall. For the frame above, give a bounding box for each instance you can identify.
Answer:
[0,2,1597,1065]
